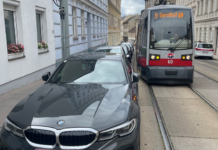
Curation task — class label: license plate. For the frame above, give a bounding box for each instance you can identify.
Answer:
[202,51,208,54]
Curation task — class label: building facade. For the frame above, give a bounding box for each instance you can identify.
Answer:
[121,15,133,42]
[108,0,121,46]
[177,0,218,53]
[145,0,176,8]
[122,14,140,42]
[53,0,109,65]
[0,0,56,95]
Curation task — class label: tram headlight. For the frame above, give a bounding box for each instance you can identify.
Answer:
[151,55,156,60]
[186,55,191,60]
[181,55,192,60]
[150,54,160,60]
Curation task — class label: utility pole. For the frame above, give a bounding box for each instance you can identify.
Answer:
[53,0,70,62]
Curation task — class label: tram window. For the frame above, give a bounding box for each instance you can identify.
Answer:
[141,18,147,56]
[150,9,193,50]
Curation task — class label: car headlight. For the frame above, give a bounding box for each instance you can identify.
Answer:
[4,118,24,138]
[98,118,137,141]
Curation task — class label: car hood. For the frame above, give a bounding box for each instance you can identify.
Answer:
[8,83,131,131]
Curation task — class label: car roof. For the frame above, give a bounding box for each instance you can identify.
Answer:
[196,42,211,45]
[122,43,131,45]
[96,46,121,50]
[67,52,123,61]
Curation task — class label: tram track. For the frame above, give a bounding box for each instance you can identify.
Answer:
[189,86,218,113]
[149,85,174,150]
[188,70,218,113]
[194,70,218,84]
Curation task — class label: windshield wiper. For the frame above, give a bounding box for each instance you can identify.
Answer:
[167,38,185,52]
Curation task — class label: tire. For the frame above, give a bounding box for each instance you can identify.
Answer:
[209,57,213,60]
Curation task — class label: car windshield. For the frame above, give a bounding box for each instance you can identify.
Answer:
[49,60,127,84]
[150,9,193,50]
[96,48,122,54]
[198,44,213,48]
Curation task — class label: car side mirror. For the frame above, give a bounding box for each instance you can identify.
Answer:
[42,72,51,81]
[133,73,139,83]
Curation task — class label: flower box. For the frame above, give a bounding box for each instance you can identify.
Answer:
[38,48,49,54]
[8,52,25,60]
[7,44,25,60]
[7,44,24,54]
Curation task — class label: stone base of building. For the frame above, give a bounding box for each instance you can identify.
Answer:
[108,33,121,46]
[0,64,56,95]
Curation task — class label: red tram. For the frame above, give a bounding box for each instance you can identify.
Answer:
[136,5,194,84]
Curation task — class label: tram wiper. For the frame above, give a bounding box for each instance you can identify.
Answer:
[167,47,176,51]
[167,38,185,52]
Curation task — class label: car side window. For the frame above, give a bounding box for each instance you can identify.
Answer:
[122,47,124,54]
[124,58,133,80]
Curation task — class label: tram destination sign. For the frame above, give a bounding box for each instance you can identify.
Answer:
[155,12,184,19]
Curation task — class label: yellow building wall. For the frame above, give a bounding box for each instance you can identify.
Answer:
[108,0,121,46]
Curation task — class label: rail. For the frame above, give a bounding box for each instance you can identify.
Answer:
[149,85,174,150]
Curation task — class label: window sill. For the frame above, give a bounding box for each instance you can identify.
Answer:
[38,49,49,54]
[8,52,25,61]
[81,36,86,39]
[73,36,79,40]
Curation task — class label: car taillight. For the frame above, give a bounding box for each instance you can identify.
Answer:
[207,49,214,51]
[182,55,192,60]
[195,48,202,50]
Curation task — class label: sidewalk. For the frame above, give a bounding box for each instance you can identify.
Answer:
[214,53,218,60]
[0,80,44,129]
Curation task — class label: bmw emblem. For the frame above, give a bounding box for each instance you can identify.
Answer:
[57,120,65,126]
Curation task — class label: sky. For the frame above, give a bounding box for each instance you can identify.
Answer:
[121,0,145,17]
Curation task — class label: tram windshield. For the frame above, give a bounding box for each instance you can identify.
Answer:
[150,9,193,50]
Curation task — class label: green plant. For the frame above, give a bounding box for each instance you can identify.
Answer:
[38,41,48,49]
[7,44,24,54]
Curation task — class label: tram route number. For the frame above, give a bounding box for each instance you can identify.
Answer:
[168,60,173,64]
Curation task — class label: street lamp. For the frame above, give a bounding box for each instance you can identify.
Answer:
[53,0,69,62]
[53,0,65,20]
[53,0,61,7]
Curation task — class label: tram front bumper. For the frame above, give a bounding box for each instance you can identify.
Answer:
[146,66,194,84]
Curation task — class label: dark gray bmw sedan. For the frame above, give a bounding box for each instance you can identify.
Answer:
[0,53,140,150]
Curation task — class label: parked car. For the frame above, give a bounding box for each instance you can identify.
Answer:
[0,53,140,150]
[195,42,214,59]
[122,42,134,54]
[95,46,123,54]
[122,45,132,63]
